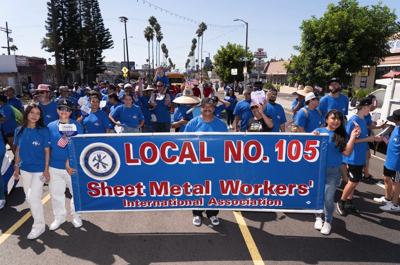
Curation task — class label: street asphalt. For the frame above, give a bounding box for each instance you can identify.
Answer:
[0,89,399,265]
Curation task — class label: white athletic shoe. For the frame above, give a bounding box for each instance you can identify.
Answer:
[321,222,332,235]
[27,227,45,240]
[373,196,391,205]
[73,216,83,228]
[49,218,66,231]
[314,218,323,230]
[193,216,201,226]
[379,202,400,212]
[227,126,230,130]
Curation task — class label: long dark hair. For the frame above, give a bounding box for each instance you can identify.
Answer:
[17,104,46,138]
[228,88,235,98]
[325,110,348,153]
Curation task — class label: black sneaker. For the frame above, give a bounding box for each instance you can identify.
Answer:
[336,202,346,216]
[345,204,361,216]
[362,175,377,184]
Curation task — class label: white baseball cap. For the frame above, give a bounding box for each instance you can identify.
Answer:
[124,83,132,89]
[305,92,317,102]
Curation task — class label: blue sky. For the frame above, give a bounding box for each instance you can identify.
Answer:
[1,0,399,72]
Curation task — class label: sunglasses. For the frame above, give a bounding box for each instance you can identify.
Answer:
[157,85,164,87]
[58,107,72,112]
[251,106,259,109]
[312,98,320,101]
[38,91,47,94]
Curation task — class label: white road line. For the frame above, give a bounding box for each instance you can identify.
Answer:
[371,154,386,162]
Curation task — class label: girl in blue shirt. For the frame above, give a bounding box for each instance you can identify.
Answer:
[13,104,51,239]
[109,92,144,133]
[225,88,237,129]
[78,94,112,134]
[313,110,359,235]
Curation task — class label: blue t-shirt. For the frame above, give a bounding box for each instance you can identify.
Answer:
[101,94,112,112]
[0,104,18,134]
[384,126,400,171]
[224,96,237,111]
[0,124,6,156]
[171,105,193,132]
[119,91,142,108]
[364,113,373,135]
[37,101,59,126]
[184,116,229,132]
[8,97,24,112]
[48,119,83,170]
[139,95,153,126]
[81,110,113,134]
[318,93,349,119]
[214,105,227,119]
[155,75,170,89]
[110,105,144,128]
[342,115,369,166]
[110,102,122,113]
[14,126,51,172]
[233,100,253,130]
[291,98,305,122]
[264,103,287,132]
[150,94,171,123]
[296,107,323,133]
[313,127,343,167]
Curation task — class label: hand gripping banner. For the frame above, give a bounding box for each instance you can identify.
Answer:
[68,133,329,213]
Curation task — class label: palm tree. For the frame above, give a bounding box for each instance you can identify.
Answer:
[185,59,190,76]
[144,26,154,80]
[196,28,201,71]
[148,16,157,77]
[10,45,18,55]
[161,43,166,66]
[199,22,208,82]
[154,23,161,66]
[156,31,163,68]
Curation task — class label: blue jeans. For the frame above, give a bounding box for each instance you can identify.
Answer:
[142,125,155,133]
[121,127,140,133]
[316,166,342,223]
[0,154,5,199]
[154,122,171,133]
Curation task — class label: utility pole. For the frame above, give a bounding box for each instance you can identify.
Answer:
[0,22,12,55]
[119,17,130,80]
[51,0,63,86]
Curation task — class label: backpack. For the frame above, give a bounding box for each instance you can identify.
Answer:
[10,105,22,123]
[291,107,322,133]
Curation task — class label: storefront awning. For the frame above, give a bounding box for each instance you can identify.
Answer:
[18,66,42,73]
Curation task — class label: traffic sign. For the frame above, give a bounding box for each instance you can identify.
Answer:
[243,67,247,74]
[123,73,128,77]
[122,67,128,74]
[254,52,267,58]
[231,69,238,75]
[239,57,251,61]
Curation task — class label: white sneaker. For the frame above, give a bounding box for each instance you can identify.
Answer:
[379,202,400,212]
[321,222,332,235]
[373,196,391,204]
[230,125,233,129]
[209,216,219,226]
[193,216,201,226]
[27,227,45,240]
[49,218,66,231]
[314,218,323,230]
[227,126,230,130]
[73,216,83,228]
[0,199,5,209]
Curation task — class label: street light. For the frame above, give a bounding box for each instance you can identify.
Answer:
[234,19,248,92]
[123,36,133,69]
[119,16,130,80]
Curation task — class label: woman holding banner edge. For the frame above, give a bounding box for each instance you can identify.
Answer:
[13,104,51,239]
[312,110,360,235]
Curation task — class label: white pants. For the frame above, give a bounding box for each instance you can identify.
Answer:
[20,170,45,230]
[49,167,81,220]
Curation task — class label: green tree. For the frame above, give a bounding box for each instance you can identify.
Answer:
[149,16,157,75]
[199,22,207,76]
[213,42,254,83]
[287,0,400,89]
[10,45,18,55]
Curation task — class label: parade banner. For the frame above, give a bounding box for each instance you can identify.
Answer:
[68,133,329,213]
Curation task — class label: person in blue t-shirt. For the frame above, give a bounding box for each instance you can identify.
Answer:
[296,92,324,133]
[312,110,359,235]
[225,88,237,129]
[4,86,24,113]
[153,66,170,89]
[184,97,228,227]
[0,123,7,210]
[13,104,51,239]
[171,88,200,132]
[291,89,306,123]
[318,77,349,120]
[109,92,144,133]
[234,88,253,132]
[212,96,230,120]
[78,94,112,134]
[47,99,84,231]
[108,93,122,113]
[149,81,172,132]
[139,85,155,132]
[373,110,400,212]
[35,84,59,126]
[337,97,382,217]
[55,86,78,120]
[264,87,287,132]
[0,95,19,155]
[101,85,118,114]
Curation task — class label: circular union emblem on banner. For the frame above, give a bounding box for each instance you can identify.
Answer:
[80,143,120,181]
